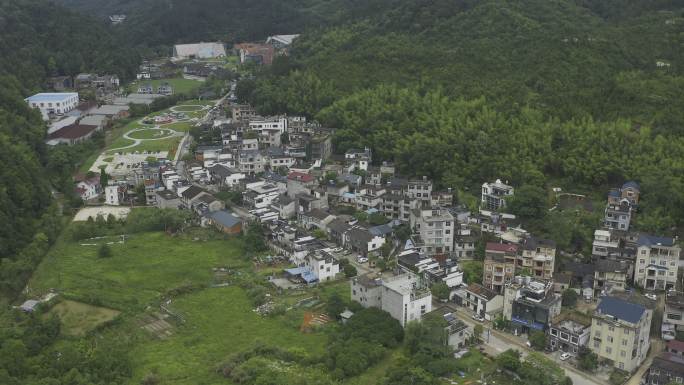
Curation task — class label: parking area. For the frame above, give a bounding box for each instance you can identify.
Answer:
[89,152,169,175]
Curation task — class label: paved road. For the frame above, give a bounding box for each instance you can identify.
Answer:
[438,303,608,385]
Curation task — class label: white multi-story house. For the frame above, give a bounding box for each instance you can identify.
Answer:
[105,185,123,205]
[249,117,288,146]
[592,229,621,258]
[305,250,340,282]
[481,179,514,211]
[25,92,79,120]
[242,181,283,209]
[453,223,476,258]
[351,273,431,327]
[633,234,681,291]
[590,296,652,373]
[409,207,455,256]
[238,149,268,174]
[460,283,503,321]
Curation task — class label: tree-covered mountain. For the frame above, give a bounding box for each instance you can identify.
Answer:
[0,0,140,298]
[239,0,684,233]
[249,0,684,127]
[53,0,404,48]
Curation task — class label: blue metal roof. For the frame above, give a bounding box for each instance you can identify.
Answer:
[285,267,317,283]
[511,316,544,330]
[596,296,645,324]
[622,181,640,190]
[637,234,675,247]
[209,210,241,228]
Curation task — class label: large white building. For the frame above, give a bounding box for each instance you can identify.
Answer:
[172,42,226,59]
[351,273,432,327]
[409,207,455,256]
[633,234,681,291]
[25,92,79,120]
[304,250,340,282]
[590,296,652,373]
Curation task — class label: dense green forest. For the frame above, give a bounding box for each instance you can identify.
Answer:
[0,0,140,299]
[238,0,684,232]
[55,0,404,49]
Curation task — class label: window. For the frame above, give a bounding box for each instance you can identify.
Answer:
[620,351,626,357]
[594,341,600,348]
[551,329,558,336]
[608,336,613,343]
[640,259,645,264]
[606,347,612,354]
[622,339,628,346]
[609,326,614,332]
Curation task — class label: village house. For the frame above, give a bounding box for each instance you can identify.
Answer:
[663,292,684,341]
[547,312,592,354]
[644,352,684,385]
[155,190,181,209]
[105,184,126,206]
[304,249,340,282]
[157,82,174,95]
[351,273,432,327]
[503,277,561,334]
[90,104,130,120]
[345,226,386,257]
[443,312,472,350]
[481,179,514,211]
[592,229,621,258]
[457,283,503,321]
[483,242,518,294]
[206,210,242,235]
[519,236,556,280]
[453,223,476,259]
[75,175,101,201]
[633,234,681,291]
[593,259,632,297]
[286,171,316,199]
[604,201,632,231]
[608,181,640,207]
[235,43,275,65]
[590,295,653,372]
[299,208,335,231]
[409,206,455,256]
[231,104,257,122]
[266,34,300,49]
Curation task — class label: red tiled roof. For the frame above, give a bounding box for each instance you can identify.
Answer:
[486,242,518,253]
[48,123,97,140]
[287,171,314,183]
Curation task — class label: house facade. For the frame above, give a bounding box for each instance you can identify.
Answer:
[481,179,514,211]
[590,296,652,373]
[634,234,681,291]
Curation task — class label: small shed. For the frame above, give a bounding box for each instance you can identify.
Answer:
[20,300,40,313]
[340,309,354,324]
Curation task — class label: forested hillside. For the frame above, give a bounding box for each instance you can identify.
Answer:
[237,0,684,232]
[55,0,404,48]
[0,0,139,298]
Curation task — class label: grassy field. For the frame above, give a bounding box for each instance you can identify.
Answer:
[129,77,203,94]
[129,286,328,384]
[29,224,335,385]
[172,105,204,112]
[48,300,120,336]
[127,128,176,140]
[162,121,192,132]
[30,231,248,310]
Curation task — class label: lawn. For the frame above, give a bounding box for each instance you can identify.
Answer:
[47,300,120,336]
[162,121,192,132]
[129,286,328,384]
[30,230,248,311]
[127,128,176,140]
[172,105,204,112]
[129,77,203,94]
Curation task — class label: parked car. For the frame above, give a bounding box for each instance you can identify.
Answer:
[645,293,657,301]
[560,352,572,361]
[357,256,368,263]
[471,314,485,322]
